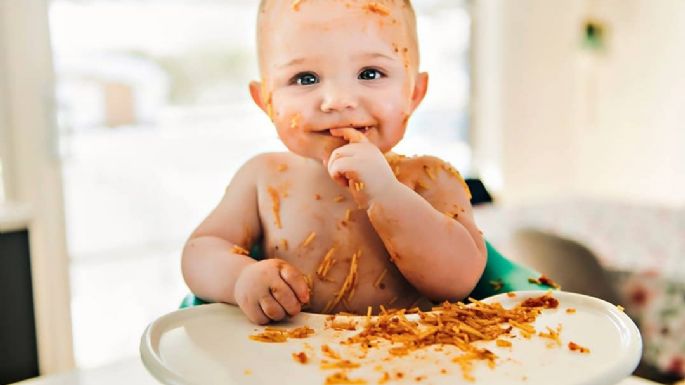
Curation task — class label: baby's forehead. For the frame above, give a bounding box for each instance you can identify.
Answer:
[260,0,413,13]
[256,0,418,65]
[259,1,414,30]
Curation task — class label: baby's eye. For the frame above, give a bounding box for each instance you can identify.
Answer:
[358,68,385,81]
[292,72,319,86]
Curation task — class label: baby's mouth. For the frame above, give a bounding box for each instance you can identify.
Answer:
[316,126,373,135]
[352,126,371,133]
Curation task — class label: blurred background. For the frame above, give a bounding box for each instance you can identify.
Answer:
[0,0,683,384]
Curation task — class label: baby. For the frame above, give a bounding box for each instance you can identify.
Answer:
[181,0,486,325]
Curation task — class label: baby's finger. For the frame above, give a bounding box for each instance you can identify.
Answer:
[331,173,349,188]
[328,143,367,163]
[270,278,302,317]
[328,158,359,185]
[279,264,310,304]
[259,294,287,322]
[245,299,270,325]
[271,279,301,315]
[327,147,352,175]
[330,127,369,143]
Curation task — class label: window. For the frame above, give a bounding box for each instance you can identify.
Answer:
[398,0,472,171]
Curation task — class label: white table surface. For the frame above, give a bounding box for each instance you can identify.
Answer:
[13,358,660,385]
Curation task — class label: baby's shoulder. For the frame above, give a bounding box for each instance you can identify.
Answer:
[388,153,463,180]
[388,153,471,200]
[239,152,299,173]
[387,153,444,167]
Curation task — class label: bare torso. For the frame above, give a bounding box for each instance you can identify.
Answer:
[253,152,439,314]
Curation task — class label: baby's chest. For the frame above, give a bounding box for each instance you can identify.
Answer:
[256,183,386,265]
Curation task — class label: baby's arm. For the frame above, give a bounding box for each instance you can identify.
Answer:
[181,155,309,324]
[366,158,486,302]
[327,129,486,302]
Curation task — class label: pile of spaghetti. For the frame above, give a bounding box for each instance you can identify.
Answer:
[337,293,559,381]
[252,293,570,383]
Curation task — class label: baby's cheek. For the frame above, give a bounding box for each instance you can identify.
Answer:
[379,111,410,152]
[277,127,304,150]
[375,90,412,116]
[275,116,318,157]
[273,110,298,136]
[289,113,303,131]
[274,123,300,154]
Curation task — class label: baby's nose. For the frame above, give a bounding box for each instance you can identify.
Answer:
[320,84,359,112]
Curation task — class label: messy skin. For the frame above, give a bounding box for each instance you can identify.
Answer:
[181,0,486,325]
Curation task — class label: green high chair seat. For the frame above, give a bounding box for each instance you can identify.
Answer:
[180,240,553,309]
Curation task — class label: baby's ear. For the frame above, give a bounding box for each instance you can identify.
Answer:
[249,81,268,113]
[410,72,429,113]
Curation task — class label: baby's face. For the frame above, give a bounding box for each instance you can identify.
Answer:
[251,0,428,163]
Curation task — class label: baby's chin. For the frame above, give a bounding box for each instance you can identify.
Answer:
[279,142,336,167]
[318,146,339,167]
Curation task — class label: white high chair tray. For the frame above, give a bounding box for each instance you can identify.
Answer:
[140,291,641,385]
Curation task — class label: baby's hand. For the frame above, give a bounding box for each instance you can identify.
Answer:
[328,128,397,208]
[234,259,310,325]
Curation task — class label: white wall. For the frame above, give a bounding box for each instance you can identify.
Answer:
[473,0,685,207]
